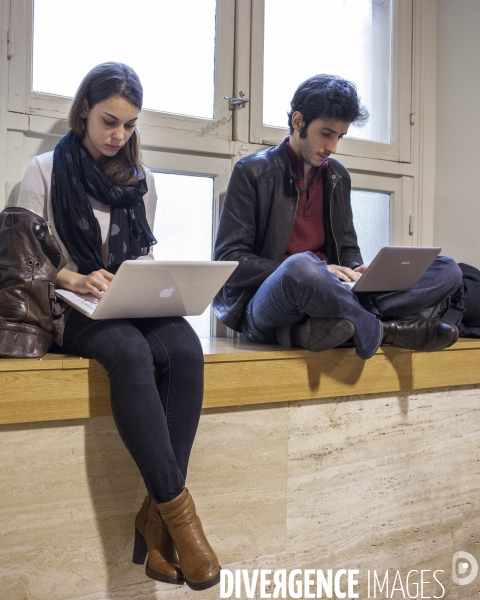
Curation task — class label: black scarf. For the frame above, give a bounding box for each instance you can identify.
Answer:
[51,130,156,274]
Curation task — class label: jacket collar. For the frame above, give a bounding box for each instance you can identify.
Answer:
[275,138,342,196]
[323,162,342,184]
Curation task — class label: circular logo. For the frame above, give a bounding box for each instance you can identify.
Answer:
[452,551,478,586]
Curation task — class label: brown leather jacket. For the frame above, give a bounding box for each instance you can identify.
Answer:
[213,139,363,331]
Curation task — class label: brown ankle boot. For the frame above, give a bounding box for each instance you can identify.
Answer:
[157,488,221,591]
[133,495,185,585]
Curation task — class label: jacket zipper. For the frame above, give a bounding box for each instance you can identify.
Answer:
[283,147,300,247]
[47,222,53,235]
[329,181,340,264]
[286,189,300,245]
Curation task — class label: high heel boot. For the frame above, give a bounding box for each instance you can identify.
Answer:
[133,495,185,585]
[157,488,221,591]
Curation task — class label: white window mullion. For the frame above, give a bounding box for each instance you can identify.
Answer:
[395,0,414,163]
[7,0,28,114]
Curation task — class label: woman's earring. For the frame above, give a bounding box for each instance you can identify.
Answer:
[80,112,87,131]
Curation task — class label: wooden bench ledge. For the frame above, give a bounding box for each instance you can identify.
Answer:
[1,338,479,425]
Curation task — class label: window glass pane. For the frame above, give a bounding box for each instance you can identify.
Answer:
[263,0,392,143]
[33,0,216,119]
[351,190,390,264]
[152,172,214,337]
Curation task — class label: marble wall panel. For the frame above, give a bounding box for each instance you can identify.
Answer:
[286,386,480,597]
[62,558,266,600]
[64,538,480,600]
[67,381,480,599]
[0,417,147,600]
[0,403,288,600]
[187,404,288,564]
[2,385,480,600]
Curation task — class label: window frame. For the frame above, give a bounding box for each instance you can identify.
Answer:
[248,0,413,163]
[142,149,233,336]
[7,0,236,140]
[349,172,414,252]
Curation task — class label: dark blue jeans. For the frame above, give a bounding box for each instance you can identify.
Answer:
[61,311,204,503]
[241,252,463,359]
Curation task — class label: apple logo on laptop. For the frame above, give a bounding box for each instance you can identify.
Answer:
[159,286,175,298]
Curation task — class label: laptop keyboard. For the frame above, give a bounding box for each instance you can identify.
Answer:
[78,296,100,311]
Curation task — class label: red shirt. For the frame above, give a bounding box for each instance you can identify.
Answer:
[283,137,328,262]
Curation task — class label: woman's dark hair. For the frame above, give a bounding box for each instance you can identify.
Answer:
[287,74,369,136]
[69,62,144,185]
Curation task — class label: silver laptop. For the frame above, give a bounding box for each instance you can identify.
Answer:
[342,246,441,293]
[55,260,238,320]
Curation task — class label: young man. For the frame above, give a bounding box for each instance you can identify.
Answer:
[213,75,462,359]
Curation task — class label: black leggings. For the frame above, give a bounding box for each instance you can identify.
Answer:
[61,310,204,503]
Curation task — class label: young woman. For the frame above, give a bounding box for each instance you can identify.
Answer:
[17,62,220,592]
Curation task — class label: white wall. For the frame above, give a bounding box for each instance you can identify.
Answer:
[435,0,480,268]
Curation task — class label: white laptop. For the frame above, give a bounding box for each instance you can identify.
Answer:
[342,246,441,293]
[55,260,238,320]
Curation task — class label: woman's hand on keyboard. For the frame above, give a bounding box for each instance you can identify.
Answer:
[57,268,114,297]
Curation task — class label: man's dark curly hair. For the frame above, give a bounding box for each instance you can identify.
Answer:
[287,74,369,137]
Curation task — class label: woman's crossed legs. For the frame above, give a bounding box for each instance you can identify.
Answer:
[62,311,204,503]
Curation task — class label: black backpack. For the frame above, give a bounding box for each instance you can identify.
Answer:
[458,262,480,338]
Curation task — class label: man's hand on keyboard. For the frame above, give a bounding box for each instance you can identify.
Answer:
[327,264,362,282]
[353,264,367,274]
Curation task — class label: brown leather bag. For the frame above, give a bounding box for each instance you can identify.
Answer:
[0,207,67,358]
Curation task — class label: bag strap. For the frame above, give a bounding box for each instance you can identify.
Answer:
[441,284,465,327]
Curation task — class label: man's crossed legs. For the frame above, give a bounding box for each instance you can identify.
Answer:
[240,252,463,359]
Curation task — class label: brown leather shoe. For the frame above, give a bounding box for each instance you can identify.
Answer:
[157,488,221,591]
[382,318,459,351]
[133,495,185,585]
